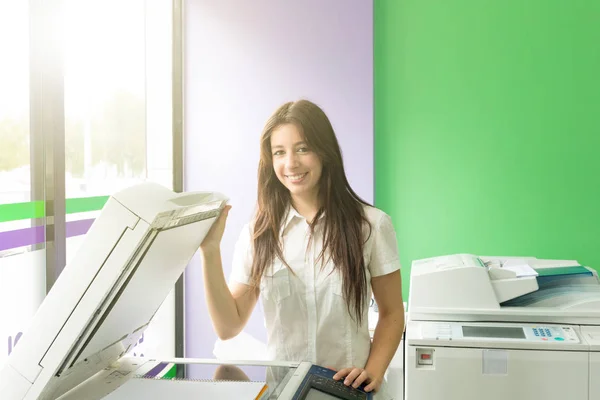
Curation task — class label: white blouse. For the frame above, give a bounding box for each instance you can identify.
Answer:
[229,205,401,399]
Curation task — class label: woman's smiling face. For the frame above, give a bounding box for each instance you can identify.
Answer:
[270,123,323,203]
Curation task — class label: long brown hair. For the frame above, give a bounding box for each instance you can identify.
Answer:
[250,99,372,325]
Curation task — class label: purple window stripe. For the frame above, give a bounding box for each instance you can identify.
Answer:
[0,219,95,252]
[143,362,169,379]
[0,226,45,252]
[65,218,95,238]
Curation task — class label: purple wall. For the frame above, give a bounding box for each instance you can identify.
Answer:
[184,0,373,371]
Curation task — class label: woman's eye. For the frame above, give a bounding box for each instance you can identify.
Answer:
[297,147,309,153]
[273,150,284,156]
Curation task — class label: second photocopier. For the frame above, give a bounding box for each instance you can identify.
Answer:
[404,254,600,400]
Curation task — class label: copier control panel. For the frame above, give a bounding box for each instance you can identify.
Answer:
[421,323,580,343]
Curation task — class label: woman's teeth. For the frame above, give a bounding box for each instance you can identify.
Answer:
[287,173,307,181]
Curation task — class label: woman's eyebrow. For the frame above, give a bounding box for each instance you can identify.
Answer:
[271,141,307,149]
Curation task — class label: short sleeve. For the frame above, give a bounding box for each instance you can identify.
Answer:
[368,212,401,277]
[228,223,254,286]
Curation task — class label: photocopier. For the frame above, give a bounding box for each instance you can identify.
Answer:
[0,183,373,400]
[404,253,600,400]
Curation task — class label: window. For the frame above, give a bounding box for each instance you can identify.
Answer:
[0,0,177,367]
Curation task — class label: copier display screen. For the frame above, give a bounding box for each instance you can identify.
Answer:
[306,388,342,400]
[462,326,526,339]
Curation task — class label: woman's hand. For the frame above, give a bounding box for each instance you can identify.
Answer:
[332,367,382,393]
[199,205,231,253]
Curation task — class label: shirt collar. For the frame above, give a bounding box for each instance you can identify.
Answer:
[280,205,303,237]
[279,205,327,237]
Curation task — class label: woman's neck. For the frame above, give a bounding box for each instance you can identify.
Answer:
[291,193,320,223]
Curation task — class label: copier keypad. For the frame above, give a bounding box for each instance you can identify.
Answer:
[528,326,578,342]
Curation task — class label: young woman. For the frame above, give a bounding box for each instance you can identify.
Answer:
[200,100,404,399]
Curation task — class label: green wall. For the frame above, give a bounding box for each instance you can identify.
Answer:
[374,0,600,300]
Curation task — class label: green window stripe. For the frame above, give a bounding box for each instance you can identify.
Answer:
[162,365,177,379]
[0,196,109,223]
[66,196,109,214]
[0,201,45,223]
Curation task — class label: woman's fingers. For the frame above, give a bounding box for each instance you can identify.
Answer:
[351,370,369,388]
[332,367,352,381]
[200,205,231,251]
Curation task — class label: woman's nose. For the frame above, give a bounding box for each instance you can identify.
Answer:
[285,152,300,167]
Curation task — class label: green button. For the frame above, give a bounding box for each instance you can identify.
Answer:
[554,337,565,341]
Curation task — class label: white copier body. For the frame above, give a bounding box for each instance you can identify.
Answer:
[405,254,600,400]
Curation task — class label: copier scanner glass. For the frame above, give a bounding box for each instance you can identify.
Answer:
[100,362,296,400]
